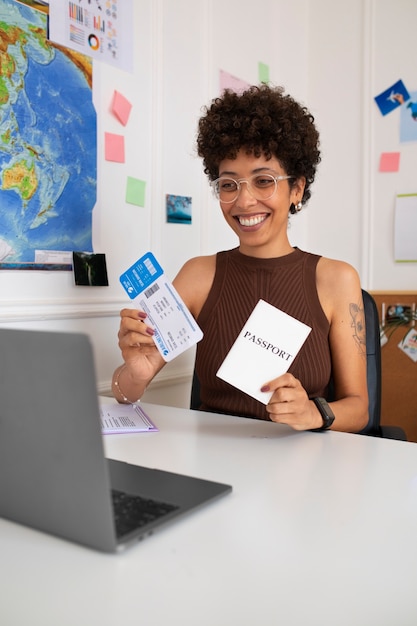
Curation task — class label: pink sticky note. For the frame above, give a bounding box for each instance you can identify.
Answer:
[379,152,400,172]
[219,69,250,94]
[111,90,132,126]
[104,132,125,163]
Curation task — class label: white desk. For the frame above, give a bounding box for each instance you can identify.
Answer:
[2,401,417,626]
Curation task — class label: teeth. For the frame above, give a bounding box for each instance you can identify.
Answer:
[238,215,266,227]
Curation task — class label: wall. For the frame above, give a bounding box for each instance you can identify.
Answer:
[306,0,365,269]
[369,0,417,289]
[307,0,417,291]
[1,0,415,409]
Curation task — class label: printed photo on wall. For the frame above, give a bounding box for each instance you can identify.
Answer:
[374,79,410,116]
[166,194,192,224]
[73,252,109,286]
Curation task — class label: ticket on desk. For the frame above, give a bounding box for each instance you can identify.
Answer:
[119,252,203,362]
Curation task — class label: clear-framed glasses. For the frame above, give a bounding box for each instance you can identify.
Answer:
[211,173,294,204]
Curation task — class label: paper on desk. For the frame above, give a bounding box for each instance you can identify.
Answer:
[100,403,158,434]
[119,251,203,362]
[216,299,311,404]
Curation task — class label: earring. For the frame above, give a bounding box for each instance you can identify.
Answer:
[289,201,303,214]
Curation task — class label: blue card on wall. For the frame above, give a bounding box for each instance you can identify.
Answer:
[374,79,410,116]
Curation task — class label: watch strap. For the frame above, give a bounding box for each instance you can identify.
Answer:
[310,397,335,432]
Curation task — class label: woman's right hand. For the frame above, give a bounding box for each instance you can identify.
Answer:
[117,308,165,383]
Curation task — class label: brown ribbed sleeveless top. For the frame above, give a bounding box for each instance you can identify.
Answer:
[195,247,331,420]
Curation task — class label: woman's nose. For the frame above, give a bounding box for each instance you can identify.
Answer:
[235,180,257,205]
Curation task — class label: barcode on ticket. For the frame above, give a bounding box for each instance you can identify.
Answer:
[144,283,160,298]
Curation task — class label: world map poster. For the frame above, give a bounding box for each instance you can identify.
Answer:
[0,0,96,268]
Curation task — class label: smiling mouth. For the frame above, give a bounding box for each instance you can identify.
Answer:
[237,214,268,227]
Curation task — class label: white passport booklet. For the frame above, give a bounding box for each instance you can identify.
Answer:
[216,299,312,405]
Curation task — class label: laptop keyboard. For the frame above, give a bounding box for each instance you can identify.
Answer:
[111,489,179,538]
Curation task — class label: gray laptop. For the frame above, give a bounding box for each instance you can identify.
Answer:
[0,328,231,553]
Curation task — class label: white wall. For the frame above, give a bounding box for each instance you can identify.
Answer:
[368,0,417,289]
[306,0,365,271]
[306,0,417,290]
[1,0,415,408]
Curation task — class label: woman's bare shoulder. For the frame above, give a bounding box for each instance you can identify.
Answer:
[316,256,363,318]
[317,256,361,292]
[179,254,217,274]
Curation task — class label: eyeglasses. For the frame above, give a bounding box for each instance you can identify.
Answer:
[211,173,294,204]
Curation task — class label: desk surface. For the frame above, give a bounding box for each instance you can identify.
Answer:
[2,400,417,626]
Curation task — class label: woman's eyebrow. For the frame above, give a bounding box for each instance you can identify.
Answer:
[219,166,278,177]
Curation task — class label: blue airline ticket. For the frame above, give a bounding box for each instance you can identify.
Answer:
[119,252,203,362]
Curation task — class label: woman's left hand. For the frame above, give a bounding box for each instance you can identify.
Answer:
[262,373,321,430]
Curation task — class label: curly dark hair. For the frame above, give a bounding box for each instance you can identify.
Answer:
[197,84,321,205]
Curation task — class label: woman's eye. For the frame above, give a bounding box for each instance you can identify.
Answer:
[220,180,237,191]
[254,176,274,188]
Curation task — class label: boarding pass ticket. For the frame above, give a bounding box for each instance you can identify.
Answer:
[119,252,203,362]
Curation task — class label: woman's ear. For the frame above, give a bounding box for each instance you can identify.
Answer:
[290,176,306,205]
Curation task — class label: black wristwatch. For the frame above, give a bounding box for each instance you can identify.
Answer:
[310,397,335,431]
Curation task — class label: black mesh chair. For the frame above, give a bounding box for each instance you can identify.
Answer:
[190,290,407,440]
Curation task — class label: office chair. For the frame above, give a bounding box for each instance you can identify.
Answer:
[190,290,407,440]
[357,290,406,439]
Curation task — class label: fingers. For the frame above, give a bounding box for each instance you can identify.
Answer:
[120,308,147,322]
[118,309,155,350]
[263,373,299,417]
[261,372,298,398]
[262,373,311,429]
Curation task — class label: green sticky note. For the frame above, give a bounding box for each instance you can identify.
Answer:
[258,62,269,84]
[126,176,146,207]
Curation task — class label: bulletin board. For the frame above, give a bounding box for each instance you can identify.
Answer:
[371,291,417,442]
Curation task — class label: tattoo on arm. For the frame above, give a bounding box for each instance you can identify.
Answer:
[349,302,366,356]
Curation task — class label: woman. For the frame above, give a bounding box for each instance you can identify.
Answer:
[112,85,368,433]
